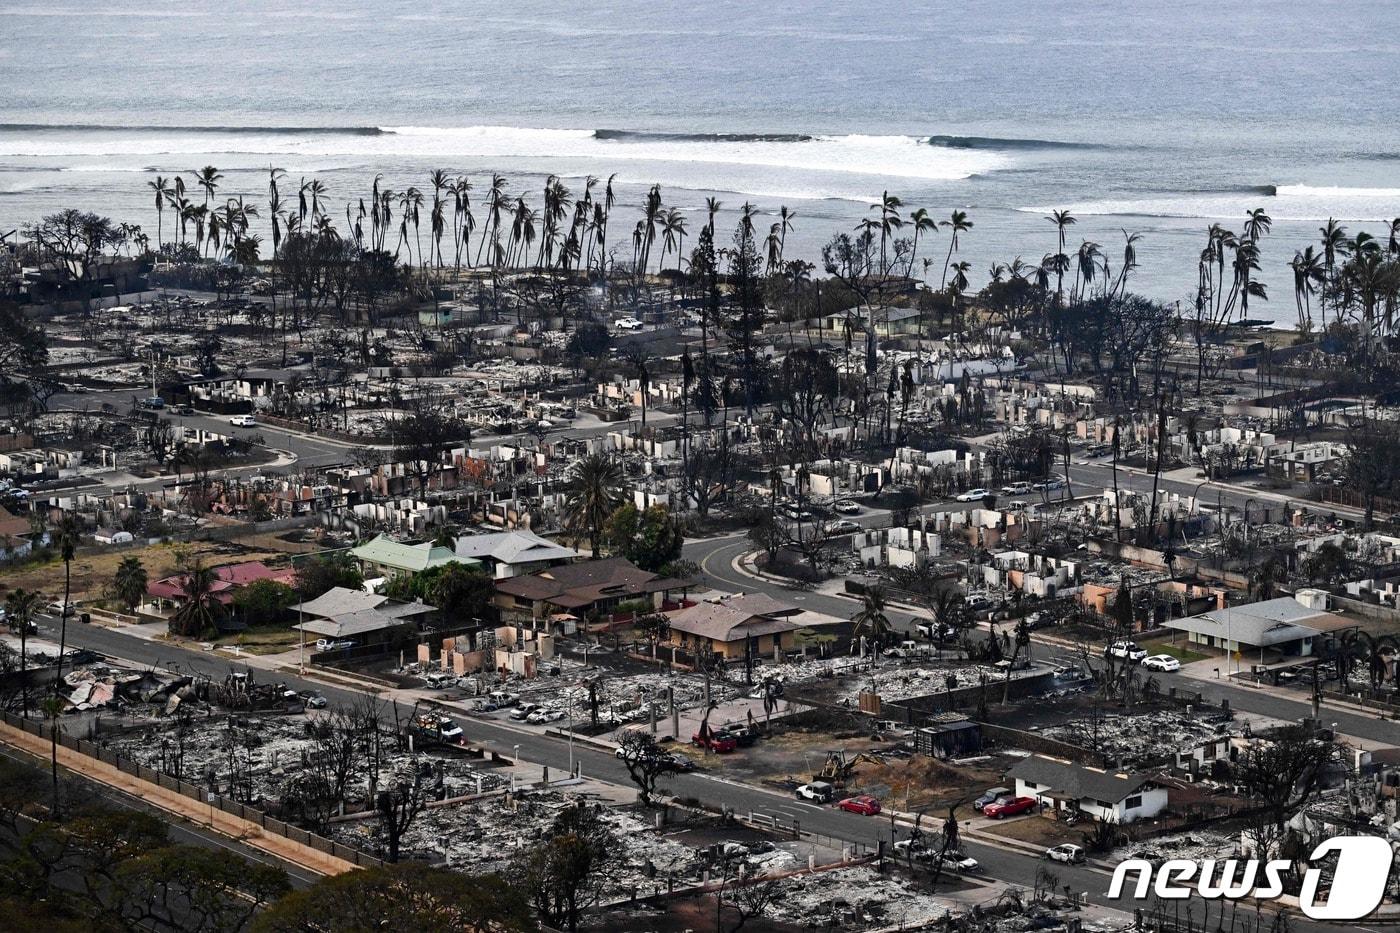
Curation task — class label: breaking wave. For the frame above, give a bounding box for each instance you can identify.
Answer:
[927,134,1109,151]
[0,122,385,135]
[594,129,815,143]
[0,123,1006,184]
[1018,183,1400,221]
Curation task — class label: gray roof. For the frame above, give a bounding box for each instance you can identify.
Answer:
[294,586,435,621]
[448,530,579,566]
[295,609,419,639]
[1007,756,1155,804]
[295,587,386,618]
[1166,597,1324,648]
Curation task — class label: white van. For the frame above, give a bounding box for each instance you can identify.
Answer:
[229,414,257,427]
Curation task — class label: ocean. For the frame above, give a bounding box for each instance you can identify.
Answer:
[3,0,1398,319]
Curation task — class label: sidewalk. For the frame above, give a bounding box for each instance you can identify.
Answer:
[0,717,359,877]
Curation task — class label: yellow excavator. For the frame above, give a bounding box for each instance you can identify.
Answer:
[814,750,885,788]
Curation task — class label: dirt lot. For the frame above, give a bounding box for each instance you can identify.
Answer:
[979,812,1087,848]
[845,755,1007,813]
[0,539,287,603]
[698,714,1008,814]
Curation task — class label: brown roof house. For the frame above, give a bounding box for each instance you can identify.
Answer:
[664,593,804,661]
[493,557,689,628]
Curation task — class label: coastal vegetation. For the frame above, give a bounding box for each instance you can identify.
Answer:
[7,165,1400,457]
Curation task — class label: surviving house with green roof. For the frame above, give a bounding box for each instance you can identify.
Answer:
[350,534,483,582]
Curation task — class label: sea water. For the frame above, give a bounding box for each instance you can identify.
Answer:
[2,0,1397,317]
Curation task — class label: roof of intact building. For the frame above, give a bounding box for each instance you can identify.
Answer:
[294,586,436,620]
[447,529,580,566]
[667,593,804,643]
[495,557,689,609]
[1165,596,1326,647]
[352,534,480,573]
[1007,755,1157,803]
[292,586,437,639]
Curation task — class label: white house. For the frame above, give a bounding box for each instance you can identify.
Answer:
[1007,755,1168,824]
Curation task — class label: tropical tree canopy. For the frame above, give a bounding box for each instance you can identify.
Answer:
[561,453,625,557]
[604,503,684,572]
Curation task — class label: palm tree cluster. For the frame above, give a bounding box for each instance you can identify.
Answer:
[148,167,261,264]
[1286,217,1400,343]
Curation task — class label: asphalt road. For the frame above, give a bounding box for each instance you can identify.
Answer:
[45,385,679,490]
[24,610,1369,930]
[682,520,1400,748]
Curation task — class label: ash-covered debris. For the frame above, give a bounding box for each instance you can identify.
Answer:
[1037,707,1231,768]
[764,865,959,928]
[332,789,701,898]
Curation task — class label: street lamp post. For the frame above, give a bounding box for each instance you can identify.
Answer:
[567,696,575,774]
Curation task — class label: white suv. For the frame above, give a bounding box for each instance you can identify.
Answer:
[1106,641,1147,663]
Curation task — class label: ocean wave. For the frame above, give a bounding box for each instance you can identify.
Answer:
[1179,184,1279,196]
[1018,183,1400,222]
[0,122,384,136]
[594,129,815,143]
[0,124,1005,183]
[927,134,1108,151]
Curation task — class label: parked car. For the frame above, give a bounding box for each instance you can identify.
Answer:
[692,731,738,753]
[229,414,257,427]
[885,640,922,659]
[964,593,993,611]
[722,726,760,747]
[1106,641,1148,663]
[304,693,328,709]
[173,404,194,415]
[1001,482,1032,495]
[510,703,541,721]
[973,786,1012,811]
[615,316,644,330]
[47,601,76,618]
[916,621,957,641]
[1023,610,1051,630]
[1046,843,1086,864]
[825,519,861,535]
[837,795,882,816]
[1032,476,1066,491]
[833,500,861,515]
[1141,654,1181,672]
[315,638,353,651]
[412,713,464,742]
[983,796,1037,819]
[892,839,933,861]
[139,396,165,410]
[955,488,990,502]
[942,851,981,871]
[795,781,835,802]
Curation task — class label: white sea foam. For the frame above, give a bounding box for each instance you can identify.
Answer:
[0,124,1004,185]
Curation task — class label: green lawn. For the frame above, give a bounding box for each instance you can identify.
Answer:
[209,624,303,655]
[1141,638,1209,663]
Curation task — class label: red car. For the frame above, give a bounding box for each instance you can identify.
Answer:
[692,731,738,753]
[837,795,882,816]
[983,796,1036,819]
